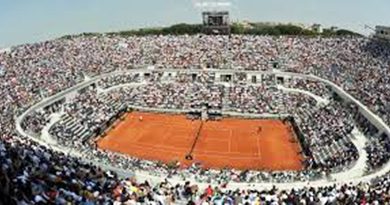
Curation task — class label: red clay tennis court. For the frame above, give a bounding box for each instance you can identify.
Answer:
[97,112,303,170]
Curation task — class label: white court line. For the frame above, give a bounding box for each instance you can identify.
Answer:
[107,117,294,167]
[228,129,232,153]
[101,141,259,159]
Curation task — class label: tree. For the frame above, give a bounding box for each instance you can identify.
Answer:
[61,22,362,38]
[231,23,245,34]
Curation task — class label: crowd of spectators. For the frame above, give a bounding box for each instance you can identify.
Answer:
[294,101,357,171]
[286,78,331,99]
[2,35,389,124]
[3,135,390,204]
[1,34,390,203]
[224,85,316,114]
[21,110,48,135]
[365,133,390,173]
[49,86,126,148]
[98,73,141,89]
[348,104,390,173]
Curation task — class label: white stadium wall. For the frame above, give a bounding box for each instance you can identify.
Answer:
[15,68,390,188]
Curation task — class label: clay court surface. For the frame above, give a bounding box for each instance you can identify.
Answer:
[97,112,303,170]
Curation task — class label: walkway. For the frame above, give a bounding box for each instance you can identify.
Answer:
[277,85,329,105]
[332,128,368,181]
[40,112,63,145]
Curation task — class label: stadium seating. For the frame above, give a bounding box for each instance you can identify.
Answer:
[1,35,390,204]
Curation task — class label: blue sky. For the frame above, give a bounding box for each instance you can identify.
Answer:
[0,0,389,48]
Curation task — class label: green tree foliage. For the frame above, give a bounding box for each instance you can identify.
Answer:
[336,29,363,37]
[63,22,362,38]
[231,22,245,34]
[162,23,202,35]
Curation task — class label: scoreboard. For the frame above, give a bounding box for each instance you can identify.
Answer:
[202,11,230,35]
